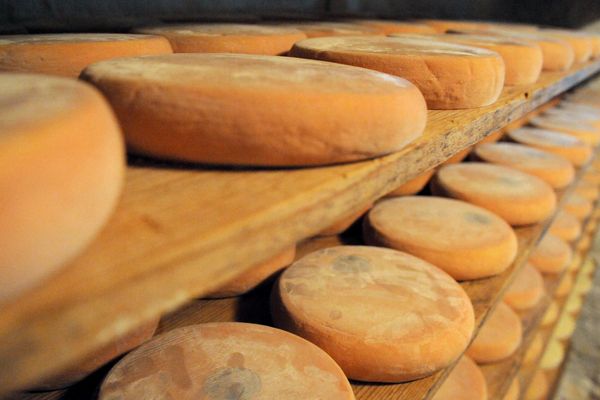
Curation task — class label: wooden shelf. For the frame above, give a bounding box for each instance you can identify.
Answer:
[2,61,600,395]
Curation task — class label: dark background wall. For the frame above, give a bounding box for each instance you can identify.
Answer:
[1,0,600,33]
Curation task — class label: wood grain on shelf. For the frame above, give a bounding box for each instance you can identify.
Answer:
[1,61,599,395]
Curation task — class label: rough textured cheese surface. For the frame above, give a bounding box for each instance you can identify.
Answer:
[272,246,475,382]
[0,33,172,77]
[529,115,600,145]
[364,196,517,280]
[467,302,522,363]
[135,23,306,55]
[99,322,355,400]
[289,35,505,109]
[549,210,582,242]
[525,371,548,400]
[529,233,572,274]
[385,170,435,196]
[542,28,593,63]
[0,73,124,303]
[433,162,557,226]
[503,264,545,310]
[81,53,427,166]
[431,356,487,400]
[473,142,575,189]
[540,340,564,370]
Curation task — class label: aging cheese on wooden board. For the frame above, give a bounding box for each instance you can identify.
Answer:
[134,23,306,55]
[549,210,582,242]
[432,163,557,226]
[0,33,172,77]
[503,263,545,310]
[466,302,522,363]
[556,272,574,298]
[576,233,593,252]
[284,21,383,38]
[544,108,600,129]
[554,314,577,340]
[205,246,296,298]
[542,28,594,63]
[385,169,435,196]
[566,292,583,314]
[319,203,373,236]
[353,20,436,34]
[421,19,536,33]
[0,74,124,303]
[529,233,572,274]
[99,323,354,400]
[472,142,575,189]
[506,127,592,167]
[529,115,600,146]
[575,271,593,295]
[271,246,475,382]
[575,181,600,201]
[563,194,593,221]
[558,101,600,117]
[35,318,159,390]
[525,371,549,400]
[364,196,517,280]
[431,356,487,400]
[541,301,559,326]
[289,35,505,109]
[82,53,426,166]
[523,333,544,364]
[581,257,596,276]
[503,378,520,400]
[540,339,565,370]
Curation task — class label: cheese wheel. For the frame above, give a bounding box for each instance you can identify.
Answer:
[564,194,593,221]
[555,272,574,298]
[503,378,520,400]
[529,234,572,275]
[479,129,504,144]
[473,142,575,189]
[432,163,557,226]
[559,101,600,115]
[364,196,517,280]
[289,35,505,109]
[205,246,296,298]
[394,32,543,85]
[554,314,576,340]
[524,333,544,364]
[542,28,593,63]
[541,340,565,370]
[0,74,124,303]
[566,292,583,314]
[99,323,354,400]
[575,182,600,201]
[285,21,383,38]
[421,19,502,33]
[503,264,545,310]
[575,272,593,295]
[134,23,306,55]
[385,170,435,196]
[583,169,600,185]
[81,53,426,166]
[271,246,475,382]
[529,115,600,145]
[541,301,559,326]
[525,371,548,400]
[467,302,522,363]
[35,318,158,390]
[581,257,595,276]
[506,128,592,167]
[576,234,592,252]
[569,253,582,273]
[544,108,600,129]
[319,203,373,236]
[431,356,487,400]
[443,147,472,165]
[353,20,437,34]
[0,34,172,77]
[549,210,582,242]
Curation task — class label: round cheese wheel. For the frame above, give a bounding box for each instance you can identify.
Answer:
[99,322,354,400]
[529,234,572,274]
[271,246,475,382]
[576,234,592,252]
[421,19,501,33]
[0,33,172,77]
[566,292,583,315]
[473,142,575,189]
[134,23,306,55]
[544,108,600,129]
[443,147,472,165]
[575,182,600,201]
[542,28,593,63]
[529,115,600,145]
[503,378,520,400]
[385,170,435,196]
[525,371,548,400]
[569,253,582,273]
[506,128,592,167]
[285,21,383,38]
[353,20,437,34]
[431,356,487,400]
[541,301,559,326]
[319,203,373,236]
[479,129,504,144]
[467,302,522,363]
[564,194,593,221]
[81,53,426,166]
[0,74,124,303]
[549,210,582,242]
[432,163,557,226]
[555,272,574,298]
[558,101,600,116]
[524,333,544,364]
[289,35,505,109]
[503,264,545,310]
[581,257,595,276]
[575,272,593,295]
[35,318,159,390]
[555,314,576,340]
[541,340,565,370]
[583,169,600,185]
[364,196,517,280]
[205,246,296,298]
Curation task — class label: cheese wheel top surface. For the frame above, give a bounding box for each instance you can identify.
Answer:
[555,314,577,339]
[283,21,383,37]
[530,115,600,145]
[556,271,574,297]
[393,32,537,47]
[525,371,548,400]
[504,263,545,310]
[431,356,487,400]
[542,301,559,326]
[273,245,474,382]
[137,23,304,37]
[524,333,544,364]
[99,323,355,400]
[540,340,564,370]
[365,196,517,280]
[529,233,572,274]
[353,20,437,34]
[507,127,592,166]
[550,210,581,242]
[564,193,593,220]
[542,28,593,62]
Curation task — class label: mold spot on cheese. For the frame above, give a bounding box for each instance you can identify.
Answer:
[202,367,261,400]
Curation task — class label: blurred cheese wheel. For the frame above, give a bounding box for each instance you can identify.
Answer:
[364,196,517,280]
[507,128,592,167]
[319,203,372,236]
[35,318,158,390]
[549,210,582,242]
[353,20,437,34]
[542,301,559,326]
[431,356,487,400]
[581,257,595,276]
[479,129,504,144]
[542,28,593,63]
[575,272,593,295]
[504,264,545,310]
[529,115,600,145]
[205,246,296,298]
[564,194,593,221]
[0,33,172,77]
[99,323,355,400]
[556,272,574,297]
[385,170,435,196]
[82,53,426,166]
[576,234,592,252]
[583,170,600,185]
[541,340,565,370]
[290,35,505,109]
[285,21,383,38]
[443,147,472,165]
[529,234,572,274]
[523,333,544,364]
[467,302,522,363]
[555,314,576,339]
[134,23,306,55]
[525,371,548,400]
[566,292,583,314]
[575,182,600,201]
[569,253,582,273]
[503,378,520,400]
[559,101,600,115]
[433,163,557,226]
[421,19,499,33]
[272,246,475,382]
[0,74,124,303]
[473,142,575,189]
[544,108,600,129]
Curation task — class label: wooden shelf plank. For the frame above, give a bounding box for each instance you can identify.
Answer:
[1,61,599,394]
